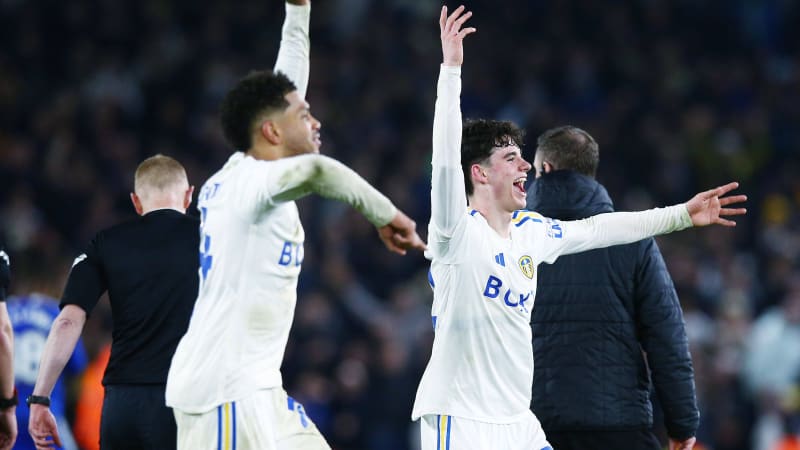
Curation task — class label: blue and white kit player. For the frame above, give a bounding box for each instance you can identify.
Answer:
[7,293,87,450]
[165,2,424,449]
[412,6,747,450]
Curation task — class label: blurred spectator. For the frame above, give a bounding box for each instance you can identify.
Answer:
[742,273,800,450]
[7,293,87,450]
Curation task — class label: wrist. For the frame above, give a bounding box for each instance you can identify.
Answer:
[0,387,17,410]
[26,394,51,407]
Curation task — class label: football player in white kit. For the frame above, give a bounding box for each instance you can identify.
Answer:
[165,1,425,449]
[412,6,748,450]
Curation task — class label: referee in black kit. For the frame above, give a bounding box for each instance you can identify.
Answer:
[28,154,200,450]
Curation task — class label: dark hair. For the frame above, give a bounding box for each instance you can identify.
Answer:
[220,70,297,151]
[461,119,526,196]
[535,125,599,177]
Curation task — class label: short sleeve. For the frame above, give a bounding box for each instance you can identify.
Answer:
[60,236,108,315]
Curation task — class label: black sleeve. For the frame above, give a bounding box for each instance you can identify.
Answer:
[634,238,700,441]
[60,235,107,315]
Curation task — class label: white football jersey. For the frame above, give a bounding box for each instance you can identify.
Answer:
[412,66,692,423]
[166,153,309,413]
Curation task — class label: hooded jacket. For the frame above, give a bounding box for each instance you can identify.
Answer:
[527,170,699,440]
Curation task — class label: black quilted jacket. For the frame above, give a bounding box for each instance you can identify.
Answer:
[526,170,699,440]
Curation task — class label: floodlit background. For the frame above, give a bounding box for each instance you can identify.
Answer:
[1,1,799,449]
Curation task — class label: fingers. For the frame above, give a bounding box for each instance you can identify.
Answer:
[719,207,747,216]
[715,217,738,227]
[439,5,447,32]
[705,181,739,199]
[387,238,407,255]
[32,431,53,448]
[457,27,477,39]
[452,10,473,31]
[719,194,747,206]
[393,231,427,252]
[444,5,466,34]
[52,430,63,448]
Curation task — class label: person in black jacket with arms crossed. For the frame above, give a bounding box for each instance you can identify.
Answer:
[527,126,699,450]
[28,154,200,450]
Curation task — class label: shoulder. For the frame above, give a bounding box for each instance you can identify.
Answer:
[98,215,143,236]
[83,216,141,249]
[510,210,546,228]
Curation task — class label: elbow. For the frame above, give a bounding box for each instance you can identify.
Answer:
[53,306,87,334]
[303,154,334,192]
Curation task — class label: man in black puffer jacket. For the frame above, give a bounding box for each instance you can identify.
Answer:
[527,126,699,450]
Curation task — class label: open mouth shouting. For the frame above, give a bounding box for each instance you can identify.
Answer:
[513,177,527,196]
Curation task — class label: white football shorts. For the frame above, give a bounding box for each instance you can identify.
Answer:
[174,387,330,450]
[419,411,552,450]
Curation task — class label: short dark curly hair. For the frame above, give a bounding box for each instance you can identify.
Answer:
[220,70,297,151]
[461,119,526,196]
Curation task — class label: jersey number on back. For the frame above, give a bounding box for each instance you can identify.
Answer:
[199,207,213,283]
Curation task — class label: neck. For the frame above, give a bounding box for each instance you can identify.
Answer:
[468,194,513,238]
[247,141,286,161]
[140,195,186,215]
[141,205,185,215]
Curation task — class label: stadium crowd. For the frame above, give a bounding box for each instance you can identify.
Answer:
[0,0,798,449]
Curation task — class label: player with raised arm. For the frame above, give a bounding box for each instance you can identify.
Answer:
[411,6,747,450]
[165,1,425,449]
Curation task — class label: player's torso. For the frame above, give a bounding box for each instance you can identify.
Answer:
[196,157,306,310]
[417,212,545,421]
[431,212,540,333]
[167,155,306,410]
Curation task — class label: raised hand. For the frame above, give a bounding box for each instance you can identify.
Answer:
[440,5,476,67]
[378,211,427,255]
[685,181,747,227]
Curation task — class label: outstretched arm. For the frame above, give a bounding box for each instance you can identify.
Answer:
[538,182,747,262]
[275,0,311,98]
[29,305,86,449]
[264,154,425,254]
[430,6,476,240]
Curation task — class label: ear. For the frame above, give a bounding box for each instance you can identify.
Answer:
[183,185,195,210]
[130,193,144,216]
[260,120,281,145]
[542,161,554,174]
[470,164,489,185]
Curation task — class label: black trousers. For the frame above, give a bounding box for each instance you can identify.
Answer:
[100,384,177,450]
[545,429,662,450]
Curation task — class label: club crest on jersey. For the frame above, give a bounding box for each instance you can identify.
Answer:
[518,255,534,279]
